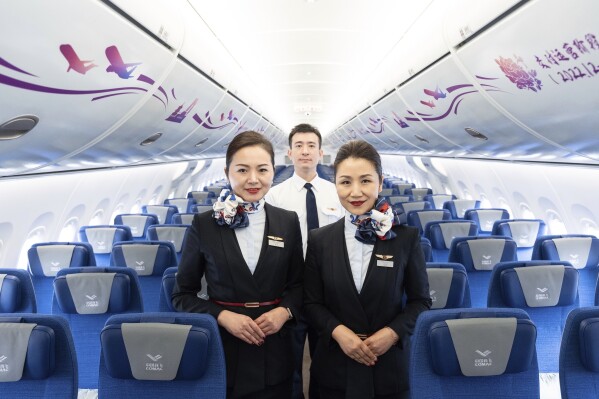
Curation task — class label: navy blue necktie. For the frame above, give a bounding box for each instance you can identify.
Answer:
[305,182,319,231]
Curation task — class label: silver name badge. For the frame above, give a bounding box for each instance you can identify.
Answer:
[376,260,394,267]
[268,239,284,248]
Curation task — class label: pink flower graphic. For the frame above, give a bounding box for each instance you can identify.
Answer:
[495,56,542,92]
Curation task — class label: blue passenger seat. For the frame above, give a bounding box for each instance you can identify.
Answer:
[491,219,547,260]
[464,208,510,236]
[425,263,471,309]
[0,268,37,313]
[425,220,478,262]
[147,225,190,264]
[79,225,133,266]
[114,214,159,241]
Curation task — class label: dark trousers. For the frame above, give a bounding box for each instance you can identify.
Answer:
[319,386,410,399]
[291,317,320,399]
[227,377,292,399]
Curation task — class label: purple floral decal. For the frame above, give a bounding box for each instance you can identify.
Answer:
[495,55,542,92]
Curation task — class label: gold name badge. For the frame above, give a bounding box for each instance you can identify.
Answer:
[375,254,393,267]
[268,236,284,248]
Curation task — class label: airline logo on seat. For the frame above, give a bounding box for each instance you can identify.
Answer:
[481,255,493,266]
[569,253,580,266]
[146,354,164,371]
[135,260,145,271]
[474,349,493,367]
[430,290,437,303]
[536,287,550,301]
[0,355,8,373]
[85,294,99,308]
[51,261,61,272]
[96,241,106,250]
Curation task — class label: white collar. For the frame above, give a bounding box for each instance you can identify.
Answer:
[291,172,324,192]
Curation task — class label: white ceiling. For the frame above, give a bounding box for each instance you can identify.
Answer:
[186,0,436,133]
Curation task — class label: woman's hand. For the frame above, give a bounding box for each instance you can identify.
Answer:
[364,327,399,356]
[255,307,289,336]
[217,310,265,345]
[332,325,377,366]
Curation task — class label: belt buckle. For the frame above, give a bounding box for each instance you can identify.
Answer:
[244,302,260,308]
[356,334,368,340]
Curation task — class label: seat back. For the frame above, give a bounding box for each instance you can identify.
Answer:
[487,260,578,372]
[159,267,179,312]
[187,191,215,204]
[395,201,431,215]
[406,209,451,236]
[406,187,433,201]
[79,225,133,266]
[147,225,190,264]
[425,220,478,262]
[28,242,96,313]
[444,199,481,219]
[0,314,78,398]
[172,213,195,225]
[448,236,518,307]
[114,214,159,241]
[52,267,143,389]
[110,241,178,311]
[380,188,394,197]
[426,263,471,309]
[142,205,178,224]
[420,237,433,262]
[532,234,599,306]
[559,307,599,399]
[387,195,413,205]
[98,313,226,398]
[492,219,547,260]
[424,194,457,210]
[464,208,510,235]
[192,205,213,214]
[164,198,196,214]
[394,183,415,195]
[410,308,539,399]
[0,269,37,313]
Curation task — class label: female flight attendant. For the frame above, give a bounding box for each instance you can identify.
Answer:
[172,131,304,399]
[304,140,431,399]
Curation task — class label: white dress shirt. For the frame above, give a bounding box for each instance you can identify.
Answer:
[234,207,266,274]
[344,214,374,293]
[265,173,344,256]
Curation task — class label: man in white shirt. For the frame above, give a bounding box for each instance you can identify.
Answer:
[265,123,344,399]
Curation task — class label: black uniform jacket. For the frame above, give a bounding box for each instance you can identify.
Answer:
[172,204,304,397]
[304,219,431,398]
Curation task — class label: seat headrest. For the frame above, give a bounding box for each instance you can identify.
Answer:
[429,317,536,376]
[101,322,210,380]
[579,317,599,372]
[0,322,55,381]
[426,266,468,309]
[500,264,578,307]
[54,272,131,314]
[0,274,21,313]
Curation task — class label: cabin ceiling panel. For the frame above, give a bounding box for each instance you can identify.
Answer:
[455,0,599,163]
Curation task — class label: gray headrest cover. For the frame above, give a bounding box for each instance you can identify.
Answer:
[146,206,168,224]
[507,221,539,248]
[37,245,76,276]
[156,228,186,252]
[446,317,517,377]
[0,323,37,382]
[426,268,453,309]
[122,244,159,276]
[439,223,473,249]
[454,200,477,218]
[433,195,453,209]
[468,239,506,271]
[412,189,428,200]
[122,322,192,381]
[85,228,117,254]
[66,272,116,314]
[514,265,565,307]
[554,237,591,269]
[418,211,445,230]
[121,216,148,238]
[402,202,426,213]
[170,199,188,214]
[191,192,208,201]
[477,210,504,232]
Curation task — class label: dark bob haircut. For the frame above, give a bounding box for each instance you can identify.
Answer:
[333,140,382,182]
[225,131,275,173]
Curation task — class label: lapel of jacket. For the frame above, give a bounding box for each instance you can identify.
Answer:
[358,233,398,326]
[333,219,370,329]
[218,219,261,296]
[251,204,272,279]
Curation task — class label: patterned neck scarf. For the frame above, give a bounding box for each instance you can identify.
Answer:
[350,197,399,244]
[213,189,265,229]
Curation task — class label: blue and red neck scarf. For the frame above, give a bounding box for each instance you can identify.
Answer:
[213,189,264,229]
[350,197,400,244]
